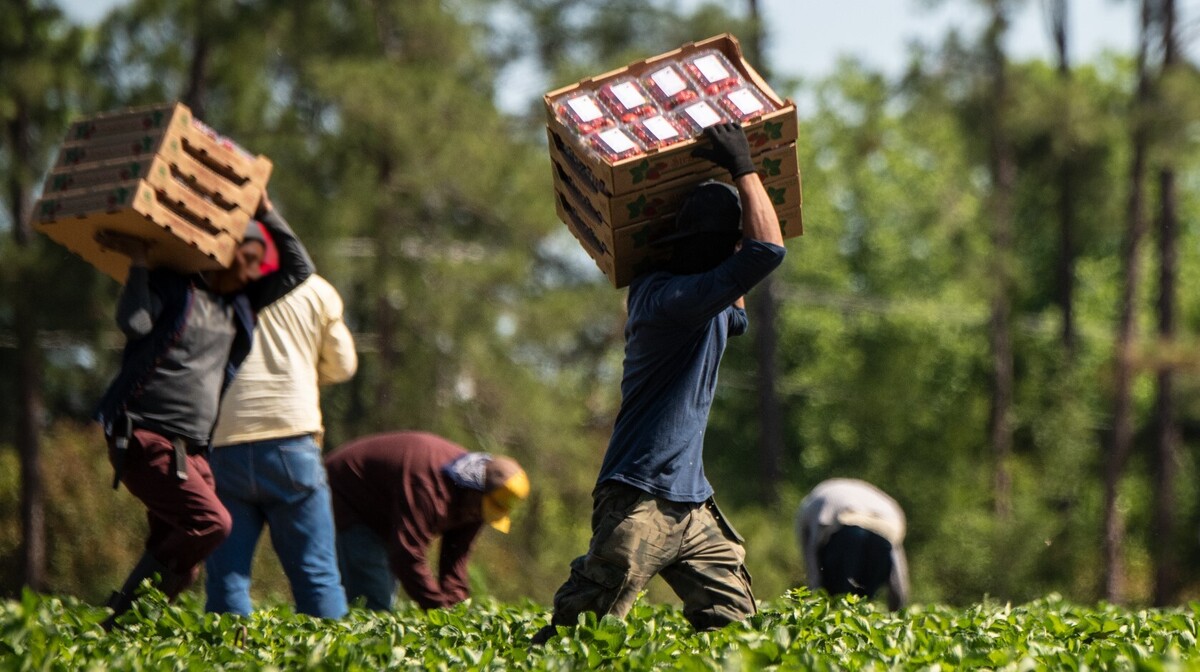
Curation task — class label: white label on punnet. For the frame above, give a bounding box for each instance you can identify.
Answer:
[693,54,732,83]
[598,128,637,154]
[727,89,764,115]
[612,82,647,109]
[684,102,722,128]
[567,96,604,121]
[650,67,687,96]
[644,116,680,141]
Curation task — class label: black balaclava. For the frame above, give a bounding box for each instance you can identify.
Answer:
[663,181,742,275]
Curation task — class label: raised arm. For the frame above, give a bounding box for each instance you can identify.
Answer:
[655,124,785,324]
[245,194,315,310]
[734,173,783,247]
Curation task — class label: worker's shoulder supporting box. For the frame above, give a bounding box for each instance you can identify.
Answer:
[558,194,803,289]
[544,33,799,197]
[555,172,803,288]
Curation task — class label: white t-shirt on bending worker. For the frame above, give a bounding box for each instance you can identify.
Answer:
[796,478,910,610]
[212,274,357,447]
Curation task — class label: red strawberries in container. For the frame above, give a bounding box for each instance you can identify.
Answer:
[553,92,617,135]
[717,86,777,122]
[673,100,729,137]
[628,114,687,150]
[587,127,646,162]
[597,77,658,123]
[641,63,701,110]
[682,50,743,96]
[549,44,783,165]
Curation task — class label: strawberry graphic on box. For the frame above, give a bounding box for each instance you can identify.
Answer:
[630,158,670,185]
[747,120,785,148]
[767,185,787,206]
[758,156,782,177]
[626,194,668,220]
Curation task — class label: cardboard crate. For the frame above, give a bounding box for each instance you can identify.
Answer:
[42,150,264,215]
[544,33,798,197]
[555,173,803,288]
[64,102,189,141]
[554,170,803,259]
[35,176,248,238]
[550,136,799,231]
[34,180,240,283]
[54,103,273,189]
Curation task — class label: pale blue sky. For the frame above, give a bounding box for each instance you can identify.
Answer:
[60,0,1148,110]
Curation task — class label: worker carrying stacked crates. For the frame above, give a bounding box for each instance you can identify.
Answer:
[544,33,801,288]
[32,102,272,283]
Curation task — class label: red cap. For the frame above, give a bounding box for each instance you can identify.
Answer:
[256,221,279,275]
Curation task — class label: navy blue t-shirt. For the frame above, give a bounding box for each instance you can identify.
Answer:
[596,240,786,502]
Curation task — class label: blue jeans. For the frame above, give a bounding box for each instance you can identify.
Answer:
[205,435,347,618]
[336,524,397,611]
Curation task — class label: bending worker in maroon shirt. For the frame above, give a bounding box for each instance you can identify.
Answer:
[324,431,530,610]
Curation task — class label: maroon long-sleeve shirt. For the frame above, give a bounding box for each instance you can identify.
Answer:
[325,431,485,609]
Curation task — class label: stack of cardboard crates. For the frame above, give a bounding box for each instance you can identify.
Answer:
[32,102,273,283]
[544,33,802,288]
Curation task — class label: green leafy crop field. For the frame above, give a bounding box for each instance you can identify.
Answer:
[2,589,1199,670]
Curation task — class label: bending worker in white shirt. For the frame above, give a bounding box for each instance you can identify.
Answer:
[797,478,910,611]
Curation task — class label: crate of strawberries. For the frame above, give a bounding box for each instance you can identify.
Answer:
[543,33,798,196]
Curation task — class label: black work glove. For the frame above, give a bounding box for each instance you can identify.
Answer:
[691,122,756,179]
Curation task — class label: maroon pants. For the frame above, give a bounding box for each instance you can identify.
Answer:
[110,428,232,594]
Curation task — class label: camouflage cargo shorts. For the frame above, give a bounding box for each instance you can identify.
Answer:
[548,481,756,632]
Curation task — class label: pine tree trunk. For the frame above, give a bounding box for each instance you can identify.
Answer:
[372,155,398,424]
[985,0,1015,519]
[7,98,47,592]
[16,312,46,592]
[1050,0,1076,357]
[1103,0,1152,603]
[745,0,785,503]
[1152,169,1179,605]
[1151,0,1179,607]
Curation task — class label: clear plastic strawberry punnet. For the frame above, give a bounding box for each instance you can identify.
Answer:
[597,77,659,123]
[553,92,617,136]
[681,50,744,96]
[673,99,729,137]
[641,63,702,110]
[627,114,687,150]
[717,86,777,122]
[587,127,646,162]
